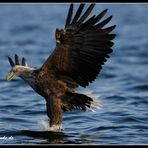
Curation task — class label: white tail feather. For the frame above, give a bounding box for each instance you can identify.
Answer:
[84,93,103,112]
[91,98,103,109]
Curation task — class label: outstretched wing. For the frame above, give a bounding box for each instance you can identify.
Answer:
[40,4,116,87]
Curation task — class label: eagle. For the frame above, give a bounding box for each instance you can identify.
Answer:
[6,4,116,131]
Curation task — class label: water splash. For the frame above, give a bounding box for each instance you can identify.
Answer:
[38,118,49,131]
[48,125,64,132]
[37,118,63,132]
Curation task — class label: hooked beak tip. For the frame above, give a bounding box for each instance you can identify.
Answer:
[6,72,16,81]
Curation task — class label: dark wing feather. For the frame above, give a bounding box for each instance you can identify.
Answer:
[78,4,95,24]
[71,4,85,25]
[65,4,73,28]
[96,16,112,28]
[40,4,116,87]
[15,54,20,65]
[8,57,15,67]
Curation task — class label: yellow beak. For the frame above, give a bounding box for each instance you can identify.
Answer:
[6,71,16,81]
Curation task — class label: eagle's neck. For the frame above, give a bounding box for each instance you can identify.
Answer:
[20,68,37,90]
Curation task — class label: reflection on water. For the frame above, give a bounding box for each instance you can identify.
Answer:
[0,4,148,144]
[20,130,66,144]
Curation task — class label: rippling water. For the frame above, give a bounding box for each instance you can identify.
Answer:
[0,3,148,144]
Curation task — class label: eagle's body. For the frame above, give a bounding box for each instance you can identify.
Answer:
[6,4,116,131]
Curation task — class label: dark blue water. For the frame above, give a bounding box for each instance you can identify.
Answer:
[0,4,148,144]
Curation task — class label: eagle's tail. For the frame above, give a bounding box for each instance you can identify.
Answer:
[61,92,95,111]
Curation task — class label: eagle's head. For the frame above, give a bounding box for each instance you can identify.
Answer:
[6,54,34,81]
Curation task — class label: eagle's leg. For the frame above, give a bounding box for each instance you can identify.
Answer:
[46,96,62,131]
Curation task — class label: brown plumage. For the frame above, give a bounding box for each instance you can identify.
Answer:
[6,4,116,131]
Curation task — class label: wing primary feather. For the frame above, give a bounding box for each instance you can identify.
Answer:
[71,4,85,25]
[65,4,73,28]
[22,57,27,66]
[15,54,20,65]
[8,57,15,67]
[92,9,108,25]
[95,16,112,29]
[79,15,96,30]
[78,4,95,24]
[102,25,116,34]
